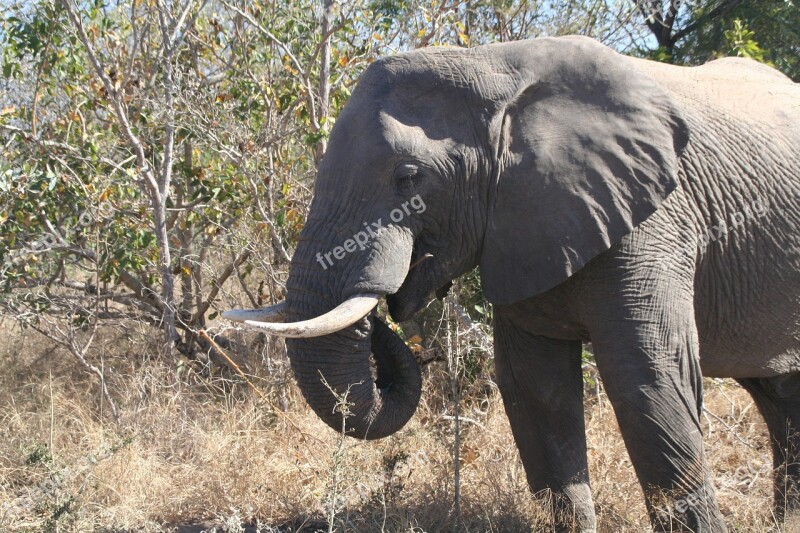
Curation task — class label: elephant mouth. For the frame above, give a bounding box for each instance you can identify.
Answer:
[387,241,453,323]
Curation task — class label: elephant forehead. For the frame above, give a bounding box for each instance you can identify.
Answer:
[378,110,461,156]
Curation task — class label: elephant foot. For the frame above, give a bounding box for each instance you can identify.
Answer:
[550,483,597,533]
[647,483,727,533]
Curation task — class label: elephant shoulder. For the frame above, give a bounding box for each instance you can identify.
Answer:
[698,56,794,84]
[624,55,800,132]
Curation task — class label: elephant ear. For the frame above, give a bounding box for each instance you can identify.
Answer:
[480,39,689,305]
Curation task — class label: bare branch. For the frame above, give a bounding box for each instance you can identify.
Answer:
[192,248,252,324]
[315,0,335,162]
[60,0,161,199]
[19,314,118,421]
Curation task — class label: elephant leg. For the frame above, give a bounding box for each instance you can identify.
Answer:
[737,373,800,527]
[494,309,596,532]
[583,271,726,532]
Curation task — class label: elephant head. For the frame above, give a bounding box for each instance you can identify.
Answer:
[225,36,688,440]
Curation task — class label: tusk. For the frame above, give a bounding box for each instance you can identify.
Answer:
[231,293,380,338]
[222,301,286,323]
[409,253,433,270]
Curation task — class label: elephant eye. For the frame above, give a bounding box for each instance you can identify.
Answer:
[394,163,419,191]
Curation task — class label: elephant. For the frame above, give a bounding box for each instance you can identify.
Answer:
[224,36,800,532]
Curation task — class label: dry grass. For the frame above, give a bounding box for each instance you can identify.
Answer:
[0,322,779,532]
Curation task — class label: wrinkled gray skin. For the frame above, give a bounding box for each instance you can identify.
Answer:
[283,36,800,532]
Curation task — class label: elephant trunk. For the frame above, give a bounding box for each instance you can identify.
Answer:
[283,223,421,439]
[285,311,421,439]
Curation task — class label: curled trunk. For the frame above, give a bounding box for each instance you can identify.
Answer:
[286,313,421,439]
